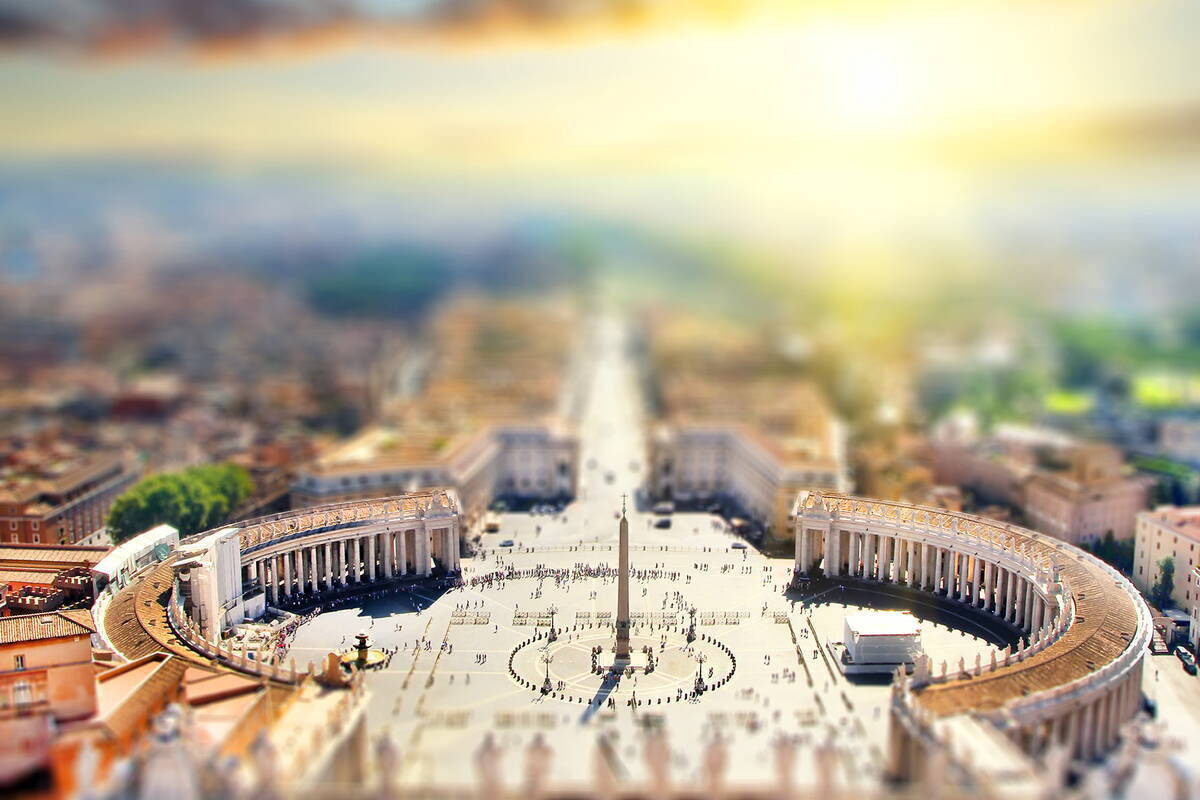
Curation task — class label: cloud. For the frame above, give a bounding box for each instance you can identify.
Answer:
[0,0,686,56]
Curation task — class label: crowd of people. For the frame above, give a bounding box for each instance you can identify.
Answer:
[269,605,322,661]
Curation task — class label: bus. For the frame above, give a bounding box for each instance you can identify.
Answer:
[483,513,501,533]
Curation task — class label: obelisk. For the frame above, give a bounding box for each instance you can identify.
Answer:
[615,494,631,658]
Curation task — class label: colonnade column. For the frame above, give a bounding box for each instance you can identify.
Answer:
[864,535,875,580]
[367,533,377,582]
[1079,700,1096,759]
[984,562,994,611]
[1006,571,1017,623]
[971,557,983,606]
[281,552,291,598]
[419,526,431,576]
[825,529,839,577]
[1023,581,1035,632]
[447,528,459,572]
[384,531,394,579]
[295,550,303,594]
[994,568,1005,617]
[324,542,333,590]
[399,530,408,576]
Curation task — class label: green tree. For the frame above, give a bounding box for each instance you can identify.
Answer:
[106,463,254,544]
[1151,556,1176,609]
[1084,531,1135,574]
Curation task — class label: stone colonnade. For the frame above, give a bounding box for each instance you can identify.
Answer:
[795,526,1053,637]
[793,492,1151,768]
[246,523,460,606]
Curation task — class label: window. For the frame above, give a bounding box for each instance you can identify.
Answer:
[13,681,32,708]
[31,521,39,531]
[13,655,24,670]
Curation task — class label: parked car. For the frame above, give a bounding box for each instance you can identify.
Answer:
[731,541,748,550]
[654,518,672,529]
[1177,647,1197,675]
[653,501,675,515]
[498,539,515,547]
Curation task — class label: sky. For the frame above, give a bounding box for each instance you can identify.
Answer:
[2,0,1199,245]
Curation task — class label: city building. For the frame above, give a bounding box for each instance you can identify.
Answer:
[293,422,576,528]
[0,609,98,785]
[1158,416,1200,466]
[0,443,137,546]
[1024,445,1151,547]
[930,417,1071,508]
[647,410,849,544]
[0,542,112,617]
[293,297,581,527]
[644,315,849,544]
[1132,506,1200,610]
[1189,565,1200,652]
[932,418,1150,547]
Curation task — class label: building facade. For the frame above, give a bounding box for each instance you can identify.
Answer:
[1159,416,1200,466]
[0,610,98,785]
[1023,445,1151,547]
[1133,506,1200,610]
[0,450,137,546]
[648,423,849,542]
[292,423,576,529]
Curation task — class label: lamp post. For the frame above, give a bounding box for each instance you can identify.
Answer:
[541,643,554,695]
[694,652,707,694]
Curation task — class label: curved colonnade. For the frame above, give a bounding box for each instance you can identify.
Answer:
[211,489,463,607]
[792,491,1151,769]
[156,491,463,682]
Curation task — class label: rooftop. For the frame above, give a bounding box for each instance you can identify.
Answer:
[0,543,112,568]
[845,611,921,638]
[1142,506,1200,543]
[0,608,95,645]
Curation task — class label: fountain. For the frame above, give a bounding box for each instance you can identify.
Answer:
[338,630,385,669]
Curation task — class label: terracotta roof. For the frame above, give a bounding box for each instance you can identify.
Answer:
[0,608,95,645]
[93,653,190,740]
[0,544,111,567]
[0,569,59,587]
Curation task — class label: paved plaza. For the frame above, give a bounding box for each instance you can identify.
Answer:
[288,534,1009,789]
[285,318,1014,789]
